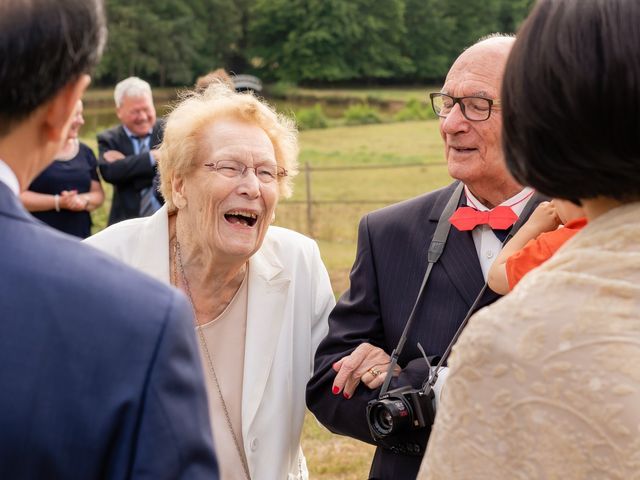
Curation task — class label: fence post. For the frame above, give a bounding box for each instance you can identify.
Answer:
[305,161,314,238]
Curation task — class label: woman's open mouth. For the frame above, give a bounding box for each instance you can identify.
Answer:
[224,209,258,227]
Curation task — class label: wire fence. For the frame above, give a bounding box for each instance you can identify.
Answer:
[279,160,449,238]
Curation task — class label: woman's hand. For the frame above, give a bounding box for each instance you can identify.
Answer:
[331,343,401,399]
[59,190,85,211]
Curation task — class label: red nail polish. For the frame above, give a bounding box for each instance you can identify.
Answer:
[332,386,339,395]
[343,392,350,399]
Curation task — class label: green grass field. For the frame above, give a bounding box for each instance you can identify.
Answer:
[275,120,451,294]
[86,119,452,478]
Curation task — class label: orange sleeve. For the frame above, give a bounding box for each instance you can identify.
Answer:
[506,237,553,290]
[505,226,582,290]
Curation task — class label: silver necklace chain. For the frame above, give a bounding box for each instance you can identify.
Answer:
[173,239,251,480]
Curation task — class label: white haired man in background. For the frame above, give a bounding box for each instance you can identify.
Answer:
[97,76,164,224]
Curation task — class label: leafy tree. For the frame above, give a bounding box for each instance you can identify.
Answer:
[497,0,536,32]
[403,0,535,83]
[189,0,245,76]
[227,0,255,73]
[403,0,455,81]
[441,0,502,58]
[249,0,411,82]
[96,0,239,86]
[92,0,536,86]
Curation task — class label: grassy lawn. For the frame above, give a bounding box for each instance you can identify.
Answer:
[302,413,376,479]
[86,119,451,478]
[276,120,451,294]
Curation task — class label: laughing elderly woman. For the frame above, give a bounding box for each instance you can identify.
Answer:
[86,84,334,480]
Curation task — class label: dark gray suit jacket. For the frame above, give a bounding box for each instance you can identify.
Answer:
[0,181,219,479]
[97,122,164,225]
[306,182,545,480]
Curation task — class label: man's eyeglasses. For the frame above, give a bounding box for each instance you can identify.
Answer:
[204,160,287,184]
[429,93,500,122]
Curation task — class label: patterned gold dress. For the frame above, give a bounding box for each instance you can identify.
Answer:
[419,202,640,479]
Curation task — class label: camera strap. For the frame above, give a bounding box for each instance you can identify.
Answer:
[379,182,464,396]
[424,191,541,391]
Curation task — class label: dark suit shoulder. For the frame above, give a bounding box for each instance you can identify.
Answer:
[0,205,219,478]
[3,215,183,340]
[97,124,124,142]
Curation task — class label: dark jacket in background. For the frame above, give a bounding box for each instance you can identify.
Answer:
[97,120,164,225]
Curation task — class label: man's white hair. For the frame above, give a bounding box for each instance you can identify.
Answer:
[476,32,515,43]
[114,76,153,107]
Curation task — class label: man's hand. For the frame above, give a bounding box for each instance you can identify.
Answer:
[332,343,401,399]
[103,150,125,163]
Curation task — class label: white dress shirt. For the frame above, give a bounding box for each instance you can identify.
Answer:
[0,159,20,196]
[465,186,535,279]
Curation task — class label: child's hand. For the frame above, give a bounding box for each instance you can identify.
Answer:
[522,201,561,235]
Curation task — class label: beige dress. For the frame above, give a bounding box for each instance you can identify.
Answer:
[197,274,249,480]
[419,202,640,479]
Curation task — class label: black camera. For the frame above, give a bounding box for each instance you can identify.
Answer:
[366,385,435,456]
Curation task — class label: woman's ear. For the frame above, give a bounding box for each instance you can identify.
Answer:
[172,173,187,209]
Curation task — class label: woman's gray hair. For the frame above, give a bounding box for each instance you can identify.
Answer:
[114,77,153,107]
[157,83,299,211]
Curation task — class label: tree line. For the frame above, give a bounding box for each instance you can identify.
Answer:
[95,0,534,87]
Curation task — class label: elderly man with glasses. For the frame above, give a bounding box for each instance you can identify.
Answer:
[307,34,546,480]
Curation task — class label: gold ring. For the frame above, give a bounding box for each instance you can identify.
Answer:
[369,368,382,377]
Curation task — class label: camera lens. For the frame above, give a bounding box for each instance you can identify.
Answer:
[369,398,412,437]
[376,407,394,433]
[366,388,435,452]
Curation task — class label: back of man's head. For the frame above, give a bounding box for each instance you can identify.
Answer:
[0,0,106,137]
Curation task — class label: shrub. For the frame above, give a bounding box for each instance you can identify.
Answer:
[295,104,329,130]
[266,81,297,98]
[343,104,382,125]
[394,98,436,122]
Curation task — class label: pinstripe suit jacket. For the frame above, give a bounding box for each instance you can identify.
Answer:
[306,181,545,480]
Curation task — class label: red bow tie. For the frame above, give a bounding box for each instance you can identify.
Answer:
[449,206,518,231]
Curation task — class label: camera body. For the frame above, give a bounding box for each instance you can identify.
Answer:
[366,385,436,456]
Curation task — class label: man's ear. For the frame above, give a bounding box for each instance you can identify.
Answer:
[115,104,124,123]
[43,74,91,143]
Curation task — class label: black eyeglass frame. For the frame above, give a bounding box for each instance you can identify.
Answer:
[203,160,288,183]
[429,92,500,122]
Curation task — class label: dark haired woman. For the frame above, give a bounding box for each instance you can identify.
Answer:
[21,100,104,238]
[419,0,640,478]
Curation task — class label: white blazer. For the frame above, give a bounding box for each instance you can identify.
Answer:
[85,207,334,480]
